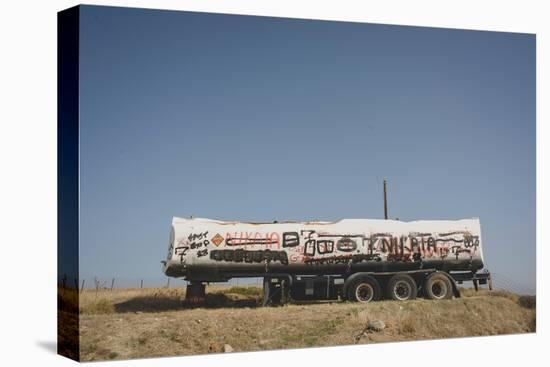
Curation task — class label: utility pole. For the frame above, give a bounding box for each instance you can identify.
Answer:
[383,178,388,220]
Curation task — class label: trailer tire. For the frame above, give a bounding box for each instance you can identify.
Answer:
[387,274,417,301]
[347,275,381,303]
[424,272,453,300]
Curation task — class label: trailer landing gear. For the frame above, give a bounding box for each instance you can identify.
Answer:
[262,276,291,306]
[185,282,206,305]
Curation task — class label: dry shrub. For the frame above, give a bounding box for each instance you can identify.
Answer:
[113,294,183,313]
[459,287,478,298]
[488,290,519,303]
[82,298,115,314]
[225,286,262,296]
[399,315,417,334]
[460,288,522,302]
[518,295,536,309]
[356,309,370,324]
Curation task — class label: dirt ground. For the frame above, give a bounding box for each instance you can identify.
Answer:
[77,286,535,361]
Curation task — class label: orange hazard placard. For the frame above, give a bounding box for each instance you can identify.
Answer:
[211,233,224,246]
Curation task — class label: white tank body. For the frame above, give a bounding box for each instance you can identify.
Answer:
[163,217,485,282]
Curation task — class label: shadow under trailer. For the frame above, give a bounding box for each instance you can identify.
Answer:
[162,217,492,305]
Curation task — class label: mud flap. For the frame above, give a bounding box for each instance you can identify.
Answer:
[439,272,461,298]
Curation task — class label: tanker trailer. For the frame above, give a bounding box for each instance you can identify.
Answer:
[162,217,492,305]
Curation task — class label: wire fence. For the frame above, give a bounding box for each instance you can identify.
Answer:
[59,275,263,293]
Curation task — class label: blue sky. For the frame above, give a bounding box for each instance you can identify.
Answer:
[78,6,535,293]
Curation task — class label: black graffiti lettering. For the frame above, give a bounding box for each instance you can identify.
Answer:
[189,241,202,249]
[381,238,391,253]
[368,238,374,254]
[197,249,208,257]
[274,251,289,265]
[439,231,468,237]
[318,234,365,238]
[264,250,274,262]
[435,238,463,243]
[427,237,437,250]
[304,255,352,265]
[463,235,479,249]
[174,246,189,256]
[209,249,288,265]
[451,245,462,253]
[336,237,357,252]
[175,246,190,264]
[317,240,334,254]
[210,250,223,261]
[223,249,234,262]
[252,250,263,262]
[388,253,411,262]
[233,249,244,262]
[409,232,432,237]
[208,229,479,265]
[410,237,419,251]
[351,254,382,263]
[371,232,392,238]
[300,230,315,238]
[282,232,300,247]
[226,237,278,246]
[304,239,316,256]
[188,231,209,242]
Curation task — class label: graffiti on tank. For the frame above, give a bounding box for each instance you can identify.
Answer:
[316,240,334,254]
[282,232,300,247]
[175,232,212,263]
[180,227,479,266]
[210,249,289,265]
[336,237,358,252]
[304,255,353,265]
[225,232,280,248]
[188,231,209,242]
[196,249,209,257]
[298,230,368,258]
[296,230,479,265]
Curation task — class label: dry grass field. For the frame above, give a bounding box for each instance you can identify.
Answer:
[73,285,535,361]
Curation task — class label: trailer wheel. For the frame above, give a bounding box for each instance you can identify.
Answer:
[387,274,417,301]
[347,275,381,303]
[424,273,453,300]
